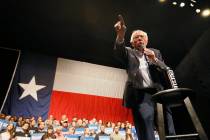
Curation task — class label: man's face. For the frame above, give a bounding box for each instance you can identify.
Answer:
[22,123,29,130]
[39,122,45,129]
[114,126,119,133]
[100,125,105,132]
[131,31,148,50]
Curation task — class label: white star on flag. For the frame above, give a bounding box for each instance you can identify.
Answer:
[18,76,46,101]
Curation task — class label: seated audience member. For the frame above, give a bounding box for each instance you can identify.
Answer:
[17,117,24,127]
[111,123,116,129]
[125,128,133,140]
[37,116,43,124]
[70,121,77,128]
[72,116,78,123]
[4,115,11,122]
[80,127,90,140]
[116,122,121,128]
[54,126,66,140]
[94,125,109,140]
[98,120,103,127]
[41,125,56,140]
[82,121,87,128]
[91,118,97,125]
[0,123,16,140]
[61,120,69,132]
[45,119,53,127]
[61,115,68,124]
[48,115,55,121]
[35,121,46,133]
[15,122,31,137]
[9,116,16,123]
[30,119,37,130]
[120,123,126,131]
[68,126,75,135]
[76,119,83,128]
[106,122,112,128]
[53,119,61,128]
[89,129,96,137]
[110,126,124,140]
[0,114,6,119]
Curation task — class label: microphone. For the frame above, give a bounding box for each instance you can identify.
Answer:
[141,44,146,49]
[136,44,145,51]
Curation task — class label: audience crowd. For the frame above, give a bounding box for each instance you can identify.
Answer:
[0,114,141,140]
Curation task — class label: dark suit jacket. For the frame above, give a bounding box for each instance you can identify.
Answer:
[114,41,170,108]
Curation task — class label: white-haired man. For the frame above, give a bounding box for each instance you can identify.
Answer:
[114,15,175,140]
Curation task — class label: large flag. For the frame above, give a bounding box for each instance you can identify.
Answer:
[3,51,133,122]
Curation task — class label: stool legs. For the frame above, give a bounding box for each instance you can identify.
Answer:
[157,103,166,140]
[156,97,208,140]
[184,97,208,140]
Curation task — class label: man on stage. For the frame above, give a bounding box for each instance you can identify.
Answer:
[113,15,176,140]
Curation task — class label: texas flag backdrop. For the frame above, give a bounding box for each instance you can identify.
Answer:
[3,51,133,122]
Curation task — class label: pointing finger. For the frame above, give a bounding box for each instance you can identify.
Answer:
[118,14,125,26]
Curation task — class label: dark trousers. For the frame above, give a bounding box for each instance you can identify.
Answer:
[131,89,175,140]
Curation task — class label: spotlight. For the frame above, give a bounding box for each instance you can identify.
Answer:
[172,2,177,5]
[196,9,201,13]
[180,2,185,8]
[190,3,194,7]
[201,9,210,17]
[190,0,196,3]
[159,0,166,3]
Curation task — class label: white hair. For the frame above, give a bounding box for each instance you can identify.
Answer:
[130,30,148,43]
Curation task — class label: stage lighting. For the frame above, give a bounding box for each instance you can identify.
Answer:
[190,3,194,7]
[159,0,166,3]
[201,9,210,17]
[158,0,209,18]
[172,2,177,6]
[180,2,185,8]
[196,9,201,13]
[190,0,196,3]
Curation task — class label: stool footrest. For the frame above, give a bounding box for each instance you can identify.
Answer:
[166,133,198,139]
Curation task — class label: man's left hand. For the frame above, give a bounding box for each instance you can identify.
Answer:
[143,48,158,62]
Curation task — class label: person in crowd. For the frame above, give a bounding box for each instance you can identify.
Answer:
[0,123,16,140]
[53,119,61,128]
[120,123,126,131]
[76,119,83,128]
[80,127,90,140]
[106,122,112,128]
[70,121,77,128]
[110,126,124,140]
[98,120,103,127]
[94,125,109,140]
[89,129,97,137]
[61,120,69,132]
[15,122,31,137]
[68,126,75,135]
[54,126,66,140]
[17,117,24,127]
[0,114,6,119]
[30,119,37,131]
[41,125,56,140]
[125,128,133,140]
[35,121,46,133]
[72,116,78,123]
[111,122,115,129]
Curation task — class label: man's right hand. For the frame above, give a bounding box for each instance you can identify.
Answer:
[114,15,127,42]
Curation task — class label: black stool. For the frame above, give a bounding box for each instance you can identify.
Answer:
[152,88,208,140]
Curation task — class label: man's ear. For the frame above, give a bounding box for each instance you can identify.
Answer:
[130,42,134,48]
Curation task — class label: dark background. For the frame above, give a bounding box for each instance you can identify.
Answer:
[1,0,210,138]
